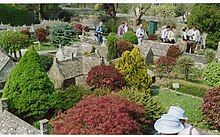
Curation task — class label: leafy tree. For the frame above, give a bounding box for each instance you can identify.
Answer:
[203,62,220,87]
[39,54,53,72]
[106,33,119,61]
[86,64,124,91]
[117,40,134,56]
[132,4,152,25]
[0,5,29,26]
[2,47,56,123]
[204,49,216,63]
[118,87,164,120]
[49,22,77,47]
[187,4,220,49]
[50,94,148,135]
[122,31,138,44]
[156,56,176,79]
[0,31,29,58]
[102,4,117,18]
[176,56,195,80]
[166,45,182,59]
[115,47,152,91]
[201,87,220,130]
[173,4,194,23]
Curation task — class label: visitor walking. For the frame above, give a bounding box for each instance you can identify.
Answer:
[167,106,200,135]
[124,22,128,33]
[117,22,125,37]
[187,25,201,53]
[180,27,188,53]
[154,114,184,135]
[160,25,170,43]
[96,22,103,45]
[136,24,145,46]
[167,26,176,44]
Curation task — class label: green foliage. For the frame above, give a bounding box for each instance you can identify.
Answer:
[55,85,91,112]
[116,4,132,14]
[168,79,211,98]
[176,56,195,80]
[204,49,216,63]
[0,31,29,53]
[203,62,220,87]
[115,47,152,91]
[39,54,53,72]
[49,22,77,47]
[2,48,56,123]
[152,90,203,126]
[107,33,119,61]
[122,31,138,44]
[0,5,29,26]
[188,4,220,49]
[206,31,220,50]
[118,87,164,119]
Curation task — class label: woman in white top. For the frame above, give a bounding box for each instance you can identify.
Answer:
[180,27,188,53]
[124,22,128,33]
[167,26,176,44]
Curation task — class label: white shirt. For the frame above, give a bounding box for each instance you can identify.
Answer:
[178,123,200,135]
[187,29,201,43]
[161,29,169,39]
[124,25,128,33]
[167,30,175,41]
[136,27,144,38]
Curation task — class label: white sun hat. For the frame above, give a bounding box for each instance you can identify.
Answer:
[167,106,188,120]
[154,114,184,134]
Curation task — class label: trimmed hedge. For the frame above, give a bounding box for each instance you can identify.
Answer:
[168,79,211,98]
[0,5,29,26]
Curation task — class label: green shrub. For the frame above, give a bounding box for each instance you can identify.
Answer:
[55,85,91,112]
[0,31,29,58]
[3,47,56,123]
[49,22,77,47]
[176,56,195,80]
[122,31,138,44]
[204,49,216,63]
[0,5,29,26]
[118,87,164,119]
[203,62,220,87]
[115,47,152,91]
[107,33,119,61]
[39,54,53,72]
[168,79,211,98]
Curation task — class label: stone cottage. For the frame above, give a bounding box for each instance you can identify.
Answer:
[0,98,49,135]
[48,47,104,89]
[0,48,15,89]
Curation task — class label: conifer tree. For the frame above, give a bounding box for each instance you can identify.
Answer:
[107,33,119,61]
[3,47,56,123]
[115,47,152,91]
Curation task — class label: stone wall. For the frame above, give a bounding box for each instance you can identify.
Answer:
[0,60,15,82]
[48,62,64,89]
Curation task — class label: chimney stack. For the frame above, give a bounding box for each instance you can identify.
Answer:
[39,119,49,135]
[0,98,8,113]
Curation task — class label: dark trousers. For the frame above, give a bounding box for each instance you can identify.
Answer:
[186,41,196,53]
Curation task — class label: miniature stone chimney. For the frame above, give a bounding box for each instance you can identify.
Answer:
[39,119,49,135]
[71,49,78,60]
[0,98,8,113]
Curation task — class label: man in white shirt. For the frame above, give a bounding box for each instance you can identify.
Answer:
[187,25,201,53]
[167,106,200,135]
[161,25,170,43]
[136,24,145,46]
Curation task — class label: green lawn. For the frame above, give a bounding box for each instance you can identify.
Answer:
[152,89,203,127]
[30,43,57,51]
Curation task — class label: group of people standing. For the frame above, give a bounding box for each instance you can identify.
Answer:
[154,106,200,135]
[95,21,145,46]
[161,25,201,54]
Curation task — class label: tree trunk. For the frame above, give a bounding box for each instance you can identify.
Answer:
[13,50,17,59]
[38,4,44,21]
[19,50,22,58]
